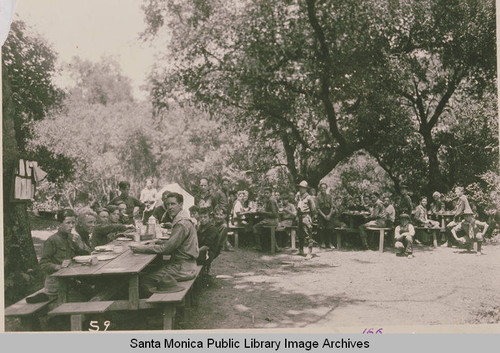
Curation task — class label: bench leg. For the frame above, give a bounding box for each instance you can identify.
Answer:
[337,232,342,250]
[234,231,239,249]
[432,230,438,248]
[379,230,385,253]
[129,275,139,310]
[290,229,296,250]
[70,314,84,331]
[162,306,176,330]
[270,227,276,254]
[58,278,68,304]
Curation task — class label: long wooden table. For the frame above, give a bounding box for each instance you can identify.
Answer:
[51,239,157,310]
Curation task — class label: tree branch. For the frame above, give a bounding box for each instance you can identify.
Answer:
[428,71,463,128]
[305,0,347,147]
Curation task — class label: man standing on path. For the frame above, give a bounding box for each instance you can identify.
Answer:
[316,182,335,249]
[296,181,316,259]
[130,193,199,295]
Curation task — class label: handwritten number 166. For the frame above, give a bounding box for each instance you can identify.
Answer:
[363,328,383,334]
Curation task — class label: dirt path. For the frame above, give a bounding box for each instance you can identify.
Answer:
[179,239,500,330]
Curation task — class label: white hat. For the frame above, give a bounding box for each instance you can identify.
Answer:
[298,181,308,188]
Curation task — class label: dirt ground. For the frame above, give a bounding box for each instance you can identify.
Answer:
[7,226,500,331]
[178,236,500,330]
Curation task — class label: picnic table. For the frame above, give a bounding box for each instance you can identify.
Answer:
[47,238,203,330]
[433,211,455,229]
[341,211,370,229]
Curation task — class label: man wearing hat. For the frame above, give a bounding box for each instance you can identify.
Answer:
[130,192,199,295]
[394,214,415,258]
[296,181,316,258]
[430,191,446,215]
[450,206,488,255]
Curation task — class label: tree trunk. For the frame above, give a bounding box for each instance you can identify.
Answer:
[421,128,448,195]
[2,62,43,306]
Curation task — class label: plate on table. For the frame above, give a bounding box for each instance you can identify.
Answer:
[95,253,120,261]
[73,255,95,264]
[115,237,133,241]
[94,245,114,252]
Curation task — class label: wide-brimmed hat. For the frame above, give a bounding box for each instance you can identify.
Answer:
[151,274,184,293]
[400,213,410,220]
[298,180,308,188]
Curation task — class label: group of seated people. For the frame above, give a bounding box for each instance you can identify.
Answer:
[36,178,497,301]
[358,185,491,257]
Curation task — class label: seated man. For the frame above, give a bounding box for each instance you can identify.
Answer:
[394,213,415,258]
[92,205,134,247]
[252,187,279,252]
[359,193,386,249]
[279,191,297,228]
[130,193,199,295]
[430,191,446,215]
[383,194,396,228]
[451,207,488,256]
[196,207,221,267]
[108,181,145,223]
[117,201,133,225]
[39,209,89,296]
[231,190,248,226]
[414,197,440,228]
[213,205,233,251]
[152,190,175,225]
[74,207,97,252]
[189,205,200,230]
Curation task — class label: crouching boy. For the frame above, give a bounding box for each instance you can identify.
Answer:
[394,213,415,259]
[451,208,488,256]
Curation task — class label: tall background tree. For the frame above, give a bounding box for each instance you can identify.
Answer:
[141,0,497,195]
[3,20,64,304]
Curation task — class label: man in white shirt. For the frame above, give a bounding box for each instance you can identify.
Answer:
[140,178,158,224]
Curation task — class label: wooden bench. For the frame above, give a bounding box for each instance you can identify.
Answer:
[333,227,359,250]
[366,227,393,253]
[414,226,441,248]
[228,226,245,249]
[48,301,114,331]
[5,288,57,331]
[262,224,278,254]
[146,265,204,329]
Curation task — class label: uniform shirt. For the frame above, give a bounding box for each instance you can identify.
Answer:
[395,223,415,239]
[452,218,488,238]
[141,209,199,262]
[414,204,429,225]
[263,197,279,220]
[196,191,213,209]
[385,204,396,223]
[399,194,413,215]
[369,199,386,221]
[92,223,129,247]
[109,194,145,218]
[316,192,334,217]
[297,193,315,214]
[454,195,471,217]
[430,200,445,214]
[152,204,173,224]
[140,187,158,210]
[39,230,87,274]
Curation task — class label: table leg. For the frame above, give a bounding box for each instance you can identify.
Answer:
[270,227,276,254]
[432,230,438,248]
[129,274,139,310]
[441,217,445,229]
[234,230,239,249]
[70,314,84,331]
[162,306,176,330]
[58,278,68,305]
[337,231,342,250]
[379,229,385,253]
[290,229,296,250]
